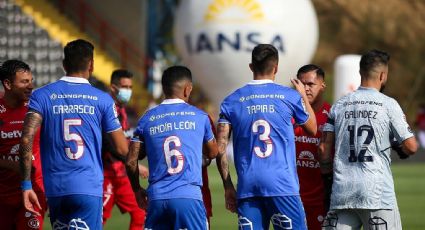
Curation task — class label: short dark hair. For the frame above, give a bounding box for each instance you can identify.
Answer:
[251,44,279,74]
[296,64,325,79]
[110,69,133,85]
[161,66,192,97]
[0,59,31,85]
[360,49,390,77]
[63,39,94,74]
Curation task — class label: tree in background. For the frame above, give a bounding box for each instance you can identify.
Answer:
[311,0,425,123]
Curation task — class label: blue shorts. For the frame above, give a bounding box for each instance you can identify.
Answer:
[47,194,102,230]
[238,196,307,230]
[145,198,207,230]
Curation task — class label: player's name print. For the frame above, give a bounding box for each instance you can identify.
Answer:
[344,110,378,119]
[246,104,275,114]
[53,104,95,115]
[150,121,196,135]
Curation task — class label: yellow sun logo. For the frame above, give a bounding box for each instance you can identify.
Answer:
[204,0,265,23]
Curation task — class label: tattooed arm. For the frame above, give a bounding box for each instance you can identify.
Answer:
[125,141,148,209]
[19,110,42,215]
[216,123,237,212]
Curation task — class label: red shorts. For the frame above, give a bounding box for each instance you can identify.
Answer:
[304,204,326,230]
[0,192,47,230]
[103,176,145,221]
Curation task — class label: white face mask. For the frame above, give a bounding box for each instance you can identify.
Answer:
[117,88,132,104]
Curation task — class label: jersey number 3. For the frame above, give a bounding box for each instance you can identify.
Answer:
[252,119,273,158]
[348,125,374,162]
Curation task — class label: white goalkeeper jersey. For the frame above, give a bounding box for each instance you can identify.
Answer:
[323,87,414,209]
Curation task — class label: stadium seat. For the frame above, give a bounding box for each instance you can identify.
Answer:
[0,0,64,87]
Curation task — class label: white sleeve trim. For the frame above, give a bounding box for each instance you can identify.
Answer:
[106,127,122,133]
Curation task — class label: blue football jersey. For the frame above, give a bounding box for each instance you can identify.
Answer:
[218,80,309,199]
[132,99,214,201]
[29,77,121,197]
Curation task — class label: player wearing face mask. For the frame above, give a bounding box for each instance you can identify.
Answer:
[102,69,148,229]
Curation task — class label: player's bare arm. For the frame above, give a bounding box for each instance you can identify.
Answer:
[19,111,41,182]
[204,138,218,159]
[126,141,143,192]
[318,131,334,174]
[19,110,42,216]
[216,123,237,212]
[216,123,234,188]
[291,78,317,135]
[401,136,418,155]
[125,141,148,209]
[318,130,334,211]
[102,133,126,161]
[108,129,129,158]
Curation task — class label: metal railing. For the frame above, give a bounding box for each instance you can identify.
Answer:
[56,0,148,82]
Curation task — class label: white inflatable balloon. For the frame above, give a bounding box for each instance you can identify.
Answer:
[174,0,319,106]
[334,55,361,101]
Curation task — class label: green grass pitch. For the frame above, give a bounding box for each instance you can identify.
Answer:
[42,163,425,230]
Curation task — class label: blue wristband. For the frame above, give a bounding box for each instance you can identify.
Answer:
[21,180,32,191]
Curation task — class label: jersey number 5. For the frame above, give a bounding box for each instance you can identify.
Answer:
[64,119,84,160]
[252,119,273,158]
[164,136,184,174]
[348,125,374,162]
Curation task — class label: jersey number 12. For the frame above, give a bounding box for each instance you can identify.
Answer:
[348,125,374,162]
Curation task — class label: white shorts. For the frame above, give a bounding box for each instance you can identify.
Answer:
[322,206,401,230]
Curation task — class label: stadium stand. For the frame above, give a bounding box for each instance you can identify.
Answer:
[0,0,63,87]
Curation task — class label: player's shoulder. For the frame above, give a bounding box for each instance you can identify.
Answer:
[140,105,157,120]
[186,104,209,117]
[379,93,398,106]
[221,85,245,103]
[32,80,57,95]
[332,91,355,108]
[281,85,301,98]
[91,87,113,100]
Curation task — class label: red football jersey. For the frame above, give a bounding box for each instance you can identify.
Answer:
[201,115,216,218]
[294,102,331,206]
[103,104,129,177]
[0,98,44,200]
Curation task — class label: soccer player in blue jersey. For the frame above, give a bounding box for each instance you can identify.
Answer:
[19,39,129,230]
[216,44,317,230]
[126,66,218,229]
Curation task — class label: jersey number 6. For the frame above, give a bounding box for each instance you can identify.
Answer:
[164,136,184,174]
